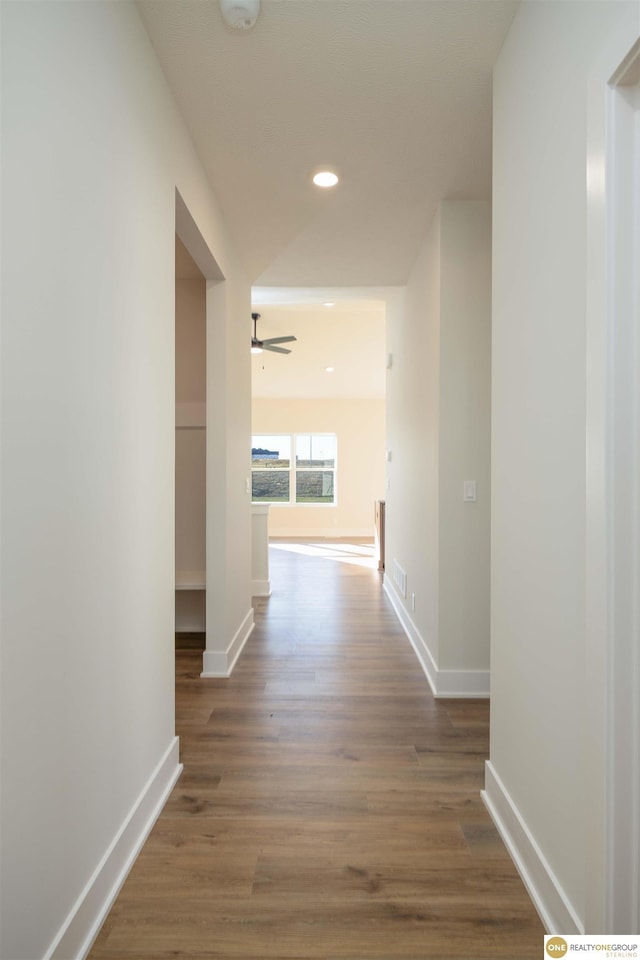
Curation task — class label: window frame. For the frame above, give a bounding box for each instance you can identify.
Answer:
[251,432,337,507]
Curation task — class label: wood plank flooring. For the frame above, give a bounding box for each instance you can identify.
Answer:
[89,539,545,960]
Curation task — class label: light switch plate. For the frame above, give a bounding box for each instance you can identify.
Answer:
[463,480,477,502]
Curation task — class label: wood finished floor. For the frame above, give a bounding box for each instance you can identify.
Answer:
[90,539,545,960]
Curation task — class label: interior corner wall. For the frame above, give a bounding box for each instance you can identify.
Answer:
[251,397,385,537]
[488,0,638,932]
[384,202,491,694]
[0,3,252,959]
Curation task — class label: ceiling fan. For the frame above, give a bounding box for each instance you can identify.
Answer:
[251,312,297,355]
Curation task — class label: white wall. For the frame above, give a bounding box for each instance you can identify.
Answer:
[252,397,385,537]
[385,201,491,696]
[0,3,252,958]
[487,0,639,934]
[439,203,492,672]
[386,210,441,662]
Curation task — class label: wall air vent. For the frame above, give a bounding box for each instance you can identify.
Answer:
[392,560,407,599]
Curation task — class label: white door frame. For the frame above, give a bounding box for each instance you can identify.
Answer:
[586,20,640,934]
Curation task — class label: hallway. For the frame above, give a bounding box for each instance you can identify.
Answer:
[90,540,544,959]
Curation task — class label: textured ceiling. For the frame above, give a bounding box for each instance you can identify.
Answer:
[138,0,518,287]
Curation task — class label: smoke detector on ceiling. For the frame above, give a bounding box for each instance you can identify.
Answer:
[219,0,260,30]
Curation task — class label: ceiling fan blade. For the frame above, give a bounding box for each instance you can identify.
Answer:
[250,313,295,355]
[262,335,297,345]
[264,344,292,354]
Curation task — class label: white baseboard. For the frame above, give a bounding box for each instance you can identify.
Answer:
[383,578,490,698]
[482,761,583,935]
[201,607,254,677]
[46,737,182,960]
[383,577,439,694]
[251,578,271,597]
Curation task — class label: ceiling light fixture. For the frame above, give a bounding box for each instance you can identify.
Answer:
[219,0,260,30]
[313,171,339,188]
[323,301,335,307]
[325,366,335,373]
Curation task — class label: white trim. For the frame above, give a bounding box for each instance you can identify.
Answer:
[383,578,490,698]
[604,54,640,934]
[45,738,182,960]
[201,607,254,677]
[585,11,640,933]
[251,578,271,597]
[482,761,583,936]
[434,667,491,699]
[384,577,438,694]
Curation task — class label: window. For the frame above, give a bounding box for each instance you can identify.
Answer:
[294,434,336,503]
[251,433,337,505]
[251,435,291,502]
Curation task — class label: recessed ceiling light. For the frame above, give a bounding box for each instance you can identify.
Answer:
[323,301,335,307]
[325,366,335,373]
[313,171,339,188]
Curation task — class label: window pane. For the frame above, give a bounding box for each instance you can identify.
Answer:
[296,434,336,468]
[252,470,290,502]
[252,435,290,469]
[295,435,311,463]
[295,470,334,504]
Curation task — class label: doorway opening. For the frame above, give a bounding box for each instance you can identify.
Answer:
[173,190,225,668]
[249,294,387,549]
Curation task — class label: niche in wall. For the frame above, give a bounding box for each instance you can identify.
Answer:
[175,235,206,632]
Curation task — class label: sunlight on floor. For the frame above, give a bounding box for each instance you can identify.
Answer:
[269,540,377,569]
